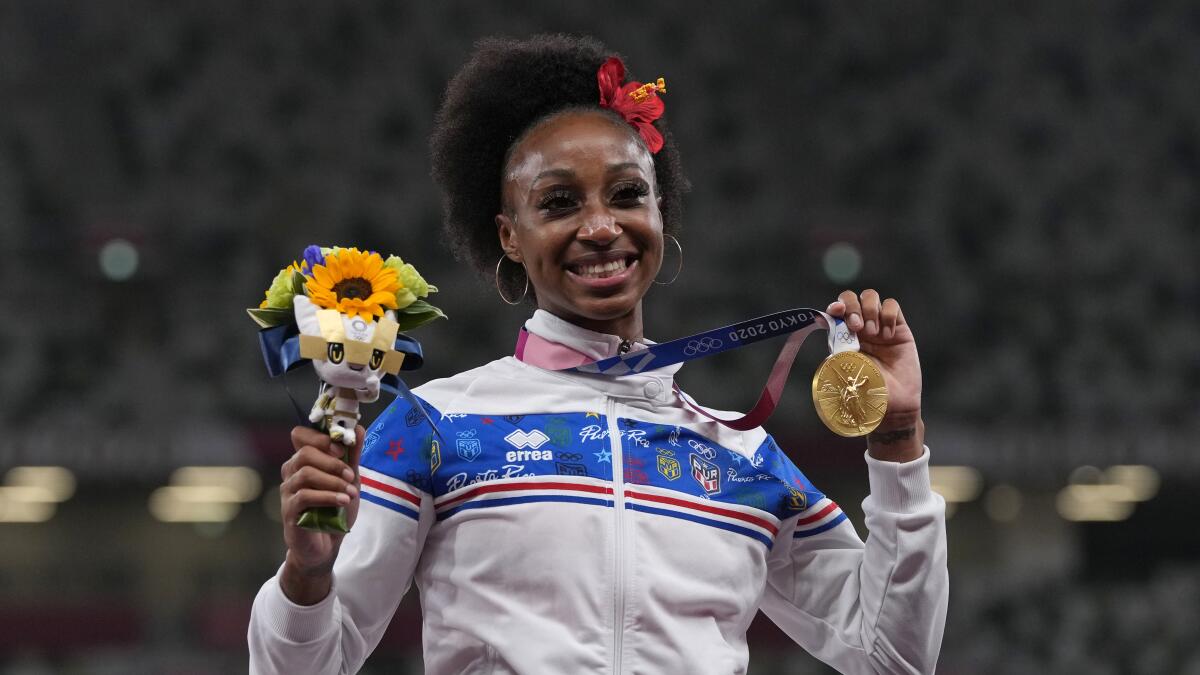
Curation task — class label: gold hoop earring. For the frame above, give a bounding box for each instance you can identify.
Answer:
[653,234,683,286]
[495,255,529,305]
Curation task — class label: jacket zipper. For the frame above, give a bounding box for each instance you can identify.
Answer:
[606,397,626,674]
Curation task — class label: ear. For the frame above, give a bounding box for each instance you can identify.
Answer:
[495,213,523,263]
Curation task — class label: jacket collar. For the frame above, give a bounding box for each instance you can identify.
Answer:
[524,309,649,362]
[519,310,683,403]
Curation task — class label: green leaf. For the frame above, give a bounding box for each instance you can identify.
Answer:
[392,305,446,331]
[396,299,443,316]
[296,506,350,533]
[246,307,294,329]
[291,268,308,296]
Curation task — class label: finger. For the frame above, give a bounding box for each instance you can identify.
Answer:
[837,290,863,331]
[860,289,881,337]
[284,446,356,484]
[291,426,332,455]
[880,298,901,339]
[826,300,846,317]
[284,488,352,521]
[284,464,358,499]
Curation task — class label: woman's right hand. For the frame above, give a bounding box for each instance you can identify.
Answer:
[278,425,363,605]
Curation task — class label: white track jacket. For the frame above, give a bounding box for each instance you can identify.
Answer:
[249,310,948,674]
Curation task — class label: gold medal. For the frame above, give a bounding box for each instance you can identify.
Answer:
[811,351,889,437]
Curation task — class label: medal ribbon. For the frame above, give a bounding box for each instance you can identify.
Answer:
[515,308,861,431]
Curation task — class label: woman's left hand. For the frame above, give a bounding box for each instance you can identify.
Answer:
[827,289,925,462]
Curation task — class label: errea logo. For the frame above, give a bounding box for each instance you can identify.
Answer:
[504,429,550,449]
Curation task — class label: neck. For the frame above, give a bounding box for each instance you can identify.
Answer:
[541,303,644,342]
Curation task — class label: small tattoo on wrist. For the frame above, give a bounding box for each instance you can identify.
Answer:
[868,427,916,445]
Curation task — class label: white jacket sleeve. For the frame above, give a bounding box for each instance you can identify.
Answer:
[247,494,434,674]
[248,396,441,674]
[759,447,948,674]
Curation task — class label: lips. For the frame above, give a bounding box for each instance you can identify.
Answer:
[565,251,638,278]
[574,258,628,279]
[564,250,641,290]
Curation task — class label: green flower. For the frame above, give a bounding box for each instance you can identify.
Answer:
[383,255,435,309]
[261,265,298,309]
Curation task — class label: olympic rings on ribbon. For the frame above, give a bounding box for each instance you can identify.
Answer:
[682,336,724,356]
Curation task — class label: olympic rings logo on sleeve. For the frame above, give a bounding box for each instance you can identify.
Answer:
[683,337,723,356]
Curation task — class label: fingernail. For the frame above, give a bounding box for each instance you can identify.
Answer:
[866,320,876,334]
[851,314,862,329]
[883,326,894,340]
[336,493,350,505]
[345,484,358,498]
[342,468,355,482]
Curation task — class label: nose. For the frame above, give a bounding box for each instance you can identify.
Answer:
[576,207,622,244]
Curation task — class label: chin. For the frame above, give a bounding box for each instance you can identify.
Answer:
[561,292,643,324]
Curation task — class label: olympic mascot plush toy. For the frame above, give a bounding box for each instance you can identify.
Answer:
[248,245,444,532]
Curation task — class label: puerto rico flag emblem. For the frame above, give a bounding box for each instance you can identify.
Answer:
[689,453,720,495]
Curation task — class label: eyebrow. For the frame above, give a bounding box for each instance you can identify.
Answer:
[531,162,645,184]
[532,168,576,183]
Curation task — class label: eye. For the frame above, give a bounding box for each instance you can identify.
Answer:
[327,343,344,364]
[537,189,577,214]
[370,349,384,369]
[611,181,650,206]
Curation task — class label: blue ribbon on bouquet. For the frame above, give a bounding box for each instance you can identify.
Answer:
[256,323,442,439]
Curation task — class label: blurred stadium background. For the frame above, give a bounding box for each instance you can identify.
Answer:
[2,1,1198,673]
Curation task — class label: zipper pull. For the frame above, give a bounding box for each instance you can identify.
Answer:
[618,339,632,355]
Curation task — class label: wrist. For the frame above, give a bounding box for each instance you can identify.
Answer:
[280,551,334,606]
[867,412,924,463]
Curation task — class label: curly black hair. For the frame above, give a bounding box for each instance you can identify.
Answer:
[430,34,689,300]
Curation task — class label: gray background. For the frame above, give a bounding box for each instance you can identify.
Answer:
[1,1,1197,673]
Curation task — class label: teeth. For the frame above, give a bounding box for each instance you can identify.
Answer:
[576,259,628,279]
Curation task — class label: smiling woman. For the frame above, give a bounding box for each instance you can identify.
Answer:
[430,35,688,309]
[249,33,948,675]
[496,110,664,336]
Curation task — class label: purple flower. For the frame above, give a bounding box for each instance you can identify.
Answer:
[301,245,324,276]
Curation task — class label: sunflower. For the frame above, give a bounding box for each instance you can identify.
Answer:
[305,248,401,321]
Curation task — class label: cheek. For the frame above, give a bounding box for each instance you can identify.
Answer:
[517,230,566,273]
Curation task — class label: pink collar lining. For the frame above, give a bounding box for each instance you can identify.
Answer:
[514,328,599,370]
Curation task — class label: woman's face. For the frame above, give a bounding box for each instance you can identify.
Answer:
[497,110,663,337]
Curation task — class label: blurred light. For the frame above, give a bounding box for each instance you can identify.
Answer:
[0,496,55,523]
[983,484,1022,523]
[822,242,862,284]
[1064,484,1137,502]
[5,466,76,502]
[98,238,139,281]
[1104,465,1159,502]
[156,485,242,502]
[0,486,58,502]
[1056,487,1136,522]
[170,466,262,502]
[929,466,983,503]
[149,487,241,523]
[263,485,282,523]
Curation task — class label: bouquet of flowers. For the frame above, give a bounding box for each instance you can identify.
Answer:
[248,245,444,532]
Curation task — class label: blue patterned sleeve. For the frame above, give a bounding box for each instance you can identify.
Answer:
[357,395,443,516]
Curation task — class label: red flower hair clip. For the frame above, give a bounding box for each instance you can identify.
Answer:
[597,56,667,154]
